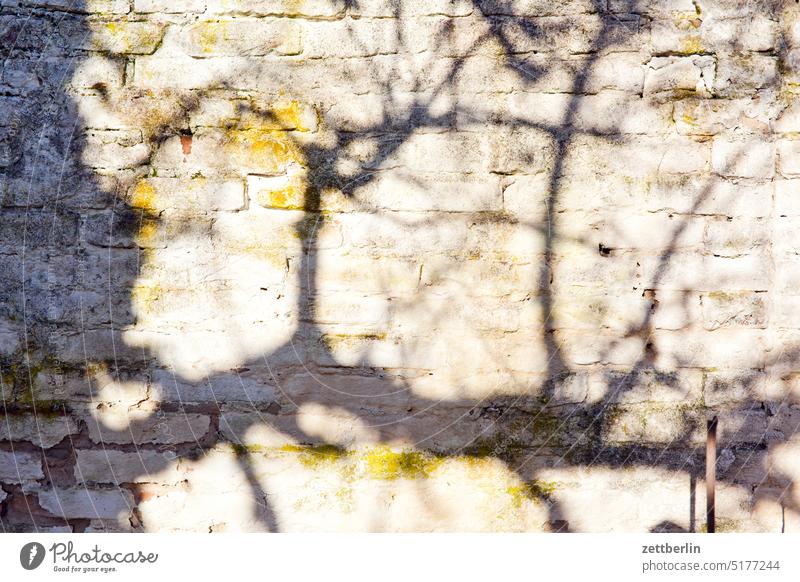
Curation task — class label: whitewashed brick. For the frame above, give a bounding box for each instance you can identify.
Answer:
[712,139,775,179]
[778,140,800,177]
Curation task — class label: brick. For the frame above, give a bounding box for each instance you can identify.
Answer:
[86,21,166,55]
[16,0,130,12]
[0,450,44,483]
[135,0,206,13]
[651,329,766,369]
[75,449,183,484]
[701,291,768,330]
[350,0,473,17]
[674,98,773,136]
[0,414,79,448]
[774,101,800,133]
[714,54,778,98]
[589,369,702,405]
[302,19,398,58]
[778,141,800,177]
[602,405,704,445]
[4,0,800,535]
[704,217,769,257]
[643,175,772,217]
[644,56,715,100]
[84,407,211,445]
[180,19,302,57]
[0,321,21,357]
[704,370,767,406]
[777,179,800,216]
[651,14,776,56]
[0,210,79,248]
[565,136,709,177]
[38,488,134,520]
[127,176,246,214]
[773,295,800,329]
[206,0,346,16]
[81,130,151,171]
[151,369,277,405]
[49,329,150,365]
[462,92,672,135]
[712,139,775,179]
[324,171,502,213]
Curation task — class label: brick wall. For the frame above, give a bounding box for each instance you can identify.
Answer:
[1,0,799,532]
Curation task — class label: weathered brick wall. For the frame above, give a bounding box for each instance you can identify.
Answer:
[2,0,800,532]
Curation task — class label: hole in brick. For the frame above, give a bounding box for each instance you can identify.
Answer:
[598,243,613,257]
[180,132,193,155]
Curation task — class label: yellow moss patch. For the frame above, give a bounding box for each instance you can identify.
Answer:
[673,11,702,28]
[130,180,157,212]
[272,100,313,132]
[280,444,348,467]
[681,36,703,55]
[93,21,164,55]
[320,333,389,351]
[196,21,229,55]
[252,177,307,210]
[364,447,443,480]
[506,480,561,508]
[135,220,160,247]
[225,128,303,173]
[267,186,303,209]
[130,280,163,311]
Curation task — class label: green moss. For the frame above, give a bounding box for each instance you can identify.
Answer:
[528,412,567,437]
[229,443,248,456]
[1,400,70,418]
[11,356,79,405]
[467,439,498,458]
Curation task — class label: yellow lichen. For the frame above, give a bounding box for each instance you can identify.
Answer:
[506,480,561,508]
[135,220,160,247]
[225,128,303,173]
[197,21,229,55]
[272,100,313,132]
[252,177,307,210]
[130,280,162,311]
[130,179,157,212]
[280,443,348,467]
[226,242,287,268]
[363,447,442,480]
[94,21,163,55]
[681,36,703,55]
[321,333,389,351]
